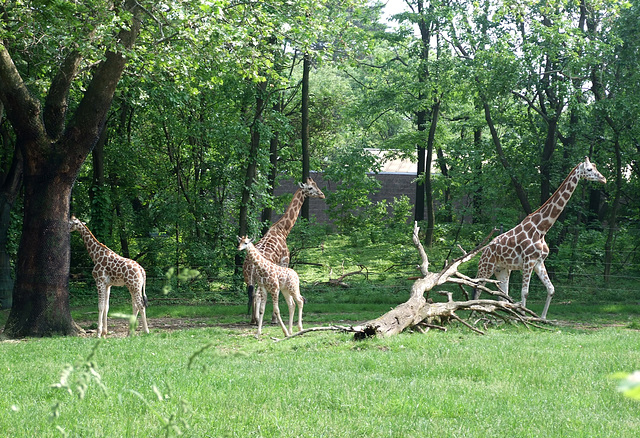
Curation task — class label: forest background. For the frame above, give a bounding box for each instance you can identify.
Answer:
[0,0,639,337]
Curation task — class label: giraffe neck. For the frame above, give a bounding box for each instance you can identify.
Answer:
[76,223,113,263]
[528,164,580,235]
[245,242,268,270]
[271,188,306,239]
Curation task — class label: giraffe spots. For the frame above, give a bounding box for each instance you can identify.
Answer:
[538,219,553,232]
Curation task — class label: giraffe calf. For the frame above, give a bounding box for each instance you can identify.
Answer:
[70,216,149,337]
[237,236,304,338]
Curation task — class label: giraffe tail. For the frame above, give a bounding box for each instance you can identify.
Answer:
[142,281,149,308]
[247,285,254,315]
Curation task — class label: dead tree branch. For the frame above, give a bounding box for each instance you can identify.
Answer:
[278,223,550,342]
[315,264,368,288]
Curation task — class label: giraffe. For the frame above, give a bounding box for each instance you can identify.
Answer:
[237,236,304,337]
[244,177,325,323]
[474,157,606,319]
[70,216,149,337]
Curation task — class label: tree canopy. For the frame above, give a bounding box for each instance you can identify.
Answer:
[0,0,638,336]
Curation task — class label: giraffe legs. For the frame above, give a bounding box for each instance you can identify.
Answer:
[494,267,510,297]
[520,263,536,310]
[270,290,290,337]
[255,286,268,337]
[132,305,150,335]
[96,284,111,338]
[534,262,555,319]
[283,287,304,334]
[130,288,150,335]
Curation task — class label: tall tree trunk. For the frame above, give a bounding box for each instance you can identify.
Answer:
[414,1,430,224]
[436,146,451,222]
[236,82,267,273]
[0,0,141,337]
[540,117,558,204]
[301,52,311,220]
[482,100,532,215]
[414,109,427,223]
[261,132,279,235]
[603,134,622,282]
[424,99,441,247]
[89,126,109,242]
[7,162,75,336]
[0,143,22,309]
[472,127,483,223]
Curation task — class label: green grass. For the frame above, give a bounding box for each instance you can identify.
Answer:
[1,320,640,437]
[1,232,639,436]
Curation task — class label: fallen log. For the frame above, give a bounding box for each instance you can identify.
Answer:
[276,222,549,341]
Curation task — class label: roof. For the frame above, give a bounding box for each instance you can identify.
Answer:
[366,149,422,175]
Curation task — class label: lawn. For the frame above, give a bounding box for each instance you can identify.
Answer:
[1,234,639,437]
[1,299,639,437]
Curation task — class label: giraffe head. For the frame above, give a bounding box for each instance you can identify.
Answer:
[69,216,84,233]
[577,157,607,184]
[298,178,325,199]
[237,236,253,251]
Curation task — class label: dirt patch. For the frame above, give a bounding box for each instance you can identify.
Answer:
[76,317,254,338]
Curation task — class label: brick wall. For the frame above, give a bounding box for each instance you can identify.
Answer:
[272,172,416,225]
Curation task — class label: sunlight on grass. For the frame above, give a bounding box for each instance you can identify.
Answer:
[1,326,640,437]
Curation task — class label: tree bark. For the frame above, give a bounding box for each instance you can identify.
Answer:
[0,142,22,309]
[235,81,267,273]
[0,0,141,337]
[603,134,621,282]
[482,101,532,215]
[424,99,440,246]
[301,52,311,220]
[414,112,427,222]
[348,223,540,338]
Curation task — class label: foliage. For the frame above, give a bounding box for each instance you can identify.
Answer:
[612,371,640,401]
[1,0,639,335]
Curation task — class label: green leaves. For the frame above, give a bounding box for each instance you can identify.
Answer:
[612,371,640,401]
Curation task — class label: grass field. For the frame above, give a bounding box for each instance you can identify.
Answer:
[1,299,640,437]
[1,234,639,437]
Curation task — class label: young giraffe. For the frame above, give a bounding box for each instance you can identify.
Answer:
[244,177,325,323]
[474,157,606,319]
[70,216,149,337]
[238,236,304,337]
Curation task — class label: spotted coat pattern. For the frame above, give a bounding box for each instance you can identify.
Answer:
[243,178,324,323]
[238,236,304,337]
[70,216,149,337]
[476,157,606,319]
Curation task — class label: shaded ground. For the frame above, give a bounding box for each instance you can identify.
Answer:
[75,316,254,338]
[74,315,630,339]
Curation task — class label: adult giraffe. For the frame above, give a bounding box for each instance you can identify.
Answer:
[474,157,606,319]
[244,178,325,323]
